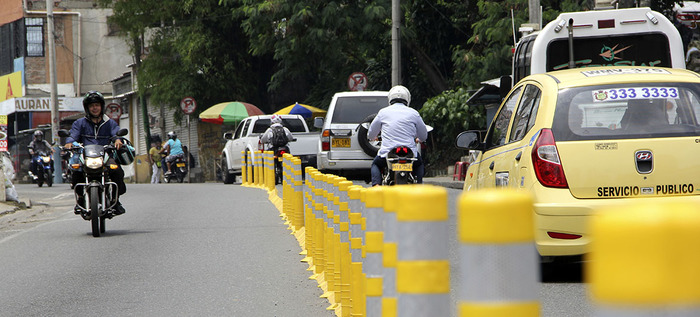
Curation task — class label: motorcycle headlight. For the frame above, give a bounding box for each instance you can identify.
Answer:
[85,157,103,169]
[41,156,51,163]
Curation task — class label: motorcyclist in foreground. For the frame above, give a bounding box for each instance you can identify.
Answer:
[64,91,127,215]
[28,130,54,179]
[367,85,428,186]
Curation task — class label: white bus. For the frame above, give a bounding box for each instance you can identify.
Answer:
[512,7,686,85]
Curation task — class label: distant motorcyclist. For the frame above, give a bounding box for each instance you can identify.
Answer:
[160,131,184,176]
[260,114,293,149]
[367,85,428,186]
[28,130,54,177]
[64,91,126,215]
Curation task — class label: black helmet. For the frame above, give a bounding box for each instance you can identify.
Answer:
[82,91,105,115]
[167,131,177,140]
[33,130,43,140]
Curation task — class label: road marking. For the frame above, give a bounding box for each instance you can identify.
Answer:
[52,193,73,200]
[0,211,75,245]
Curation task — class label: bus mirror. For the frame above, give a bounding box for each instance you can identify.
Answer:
[499,75,512,100]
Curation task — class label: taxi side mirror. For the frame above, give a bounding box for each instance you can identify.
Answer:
[223,132,233,140]
[455,131,482,150]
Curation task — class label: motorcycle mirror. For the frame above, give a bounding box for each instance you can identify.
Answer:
[117,128,129,136]
[57,129,70,138]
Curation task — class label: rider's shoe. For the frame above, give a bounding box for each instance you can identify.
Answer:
[113,202,126,215]
[74,205,81,214]
[164,171,172,176]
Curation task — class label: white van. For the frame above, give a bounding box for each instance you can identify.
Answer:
[512,7,686,85]
[314,91,389,177]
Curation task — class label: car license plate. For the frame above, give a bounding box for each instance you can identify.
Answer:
[176,162,186,167]
[332,138,351,148]
[392,163,413,171]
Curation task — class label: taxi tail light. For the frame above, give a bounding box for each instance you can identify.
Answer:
[547,231,582,240]
[531,129,568,188]
[321,130,330,151]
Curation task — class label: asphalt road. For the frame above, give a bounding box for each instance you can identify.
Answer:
[0,183,334,317]
[0,182,592,317]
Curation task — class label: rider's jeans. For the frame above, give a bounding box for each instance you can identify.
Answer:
[371,153,424,186]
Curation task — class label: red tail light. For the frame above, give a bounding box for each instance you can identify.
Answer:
[321,129,330,151]
[279,150,287,155]
[531,129,568,188]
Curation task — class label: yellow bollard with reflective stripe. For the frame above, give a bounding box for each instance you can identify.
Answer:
[395,185,450,317]
[381,186,400,317]
[458,188,539,317]
[363,186,384,317]
[588,201,700,316]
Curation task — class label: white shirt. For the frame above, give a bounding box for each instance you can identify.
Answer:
[367,103,428,157]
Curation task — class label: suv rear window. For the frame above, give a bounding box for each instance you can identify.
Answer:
[251,118,307,133]
[552,82,700,141]
[331,96,389,123]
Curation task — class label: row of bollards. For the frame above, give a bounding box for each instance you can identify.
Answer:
[240,152,700,317]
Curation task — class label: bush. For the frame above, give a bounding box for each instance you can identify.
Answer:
[419,88,487,174]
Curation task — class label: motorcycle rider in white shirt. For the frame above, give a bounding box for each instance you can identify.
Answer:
[367,85,429,186]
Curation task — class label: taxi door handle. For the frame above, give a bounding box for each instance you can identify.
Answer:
[489,161,494,170]
[515,152,522,161]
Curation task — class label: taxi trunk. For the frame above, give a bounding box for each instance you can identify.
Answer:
[558,136,699,199]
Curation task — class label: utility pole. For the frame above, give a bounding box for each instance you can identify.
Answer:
[46,0,61,183]
[528,0,541,26]
[391,0,401,86]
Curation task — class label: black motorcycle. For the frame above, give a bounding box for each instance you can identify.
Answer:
[164,155,188,183]
[59,146,80,188]
[28,149,54,187]
[382,145,418,185]
[58,129,128,237]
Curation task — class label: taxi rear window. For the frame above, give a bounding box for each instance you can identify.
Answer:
[552,83,700,141]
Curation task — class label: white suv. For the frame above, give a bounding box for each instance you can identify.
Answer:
[314,91,389,177]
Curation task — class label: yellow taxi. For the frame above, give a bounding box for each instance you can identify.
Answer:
[456,66,700,259]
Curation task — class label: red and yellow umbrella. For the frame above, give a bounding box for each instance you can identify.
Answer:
[199,101,264,125]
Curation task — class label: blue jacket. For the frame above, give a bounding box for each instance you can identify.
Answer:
[66,114,120,146]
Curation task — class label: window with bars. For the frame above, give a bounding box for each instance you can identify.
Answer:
[25,18,44,57]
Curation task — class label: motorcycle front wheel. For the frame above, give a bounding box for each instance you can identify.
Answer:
[89,186,100,237]
[46,172,53,187]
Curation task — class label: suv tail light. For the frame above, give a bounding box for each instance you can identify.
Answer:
[531,129,568,188]
[321,129,330,151]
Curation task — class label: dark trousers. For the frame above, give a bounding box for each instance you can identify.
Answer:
[371,153,424,186]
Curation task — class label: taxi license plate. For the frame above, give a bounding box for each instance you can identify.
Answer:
[392,163,413,171]
[332,138,351,148]
[176,162,186,167]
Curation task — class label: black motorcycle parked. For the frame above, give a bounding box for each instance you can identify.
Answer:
[382,145,418,185]
[28,149,54,187]
[58,129,129,237]
[164,155,188,183]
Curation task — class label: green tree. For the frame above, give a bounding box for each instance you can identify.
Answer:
[100,0,273,118]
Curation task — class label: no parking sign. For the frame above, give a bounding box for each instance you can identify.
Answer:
[348,72,368,91]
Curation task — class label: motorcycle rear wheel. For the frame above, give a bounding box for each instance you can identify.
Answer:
[89,186,100,237]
